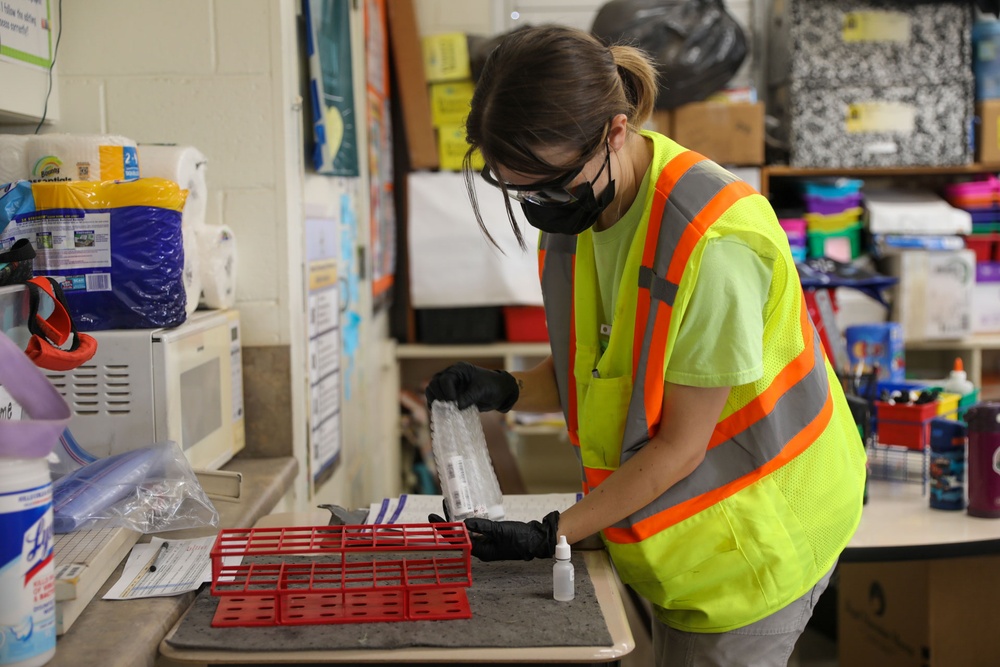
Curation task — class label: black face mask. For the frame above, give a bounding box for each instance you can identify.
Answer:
[520,178,616,235]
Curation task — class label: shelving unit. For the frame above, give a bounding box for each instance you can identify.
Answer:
[760,163,1000,197]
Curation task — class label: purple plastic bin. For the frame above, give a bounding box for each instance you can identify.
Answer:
[970,208,1000,224]
[804,193,863,215]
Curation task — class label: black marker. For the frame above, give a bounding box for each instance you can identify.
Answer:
[149,542,169,572]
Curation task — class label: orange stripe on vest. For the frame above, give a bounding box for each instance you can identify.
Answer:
[602,390,835,544]
[708,294,817,450]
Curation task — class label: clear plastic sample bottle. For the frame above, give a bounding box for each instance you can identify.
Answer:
[553,535,575,602]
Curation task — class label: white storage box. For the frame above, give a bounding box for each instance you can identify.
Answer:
[884,249,975,341]
[865,190,972,235]
[974,262,1000,333]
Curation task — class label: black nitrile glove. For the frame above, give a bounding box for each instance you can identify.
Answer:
[463,511,560,562]
[428,498,452,524]
[425,362,519,413]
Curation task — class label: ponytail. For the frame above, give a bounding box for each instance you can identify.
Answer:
[609,45,658,128]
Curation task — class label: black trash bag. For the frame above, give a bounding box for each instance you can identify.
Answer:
[591,0,748,109]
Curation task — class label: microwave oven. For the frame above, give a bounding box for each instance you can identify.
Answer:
[44,309,246,470]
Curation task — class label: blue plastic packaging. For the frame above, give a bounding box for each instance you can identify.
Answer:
[974,20,1000,100]
[0,178,188,331]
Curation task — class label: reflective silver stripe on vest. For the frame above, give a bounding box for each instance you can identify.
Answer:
[620,161,743,454]
[539,232,577,422]
[609,332,830,529]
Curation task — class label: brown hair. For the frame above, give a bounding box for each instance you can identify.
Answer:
[463,25,658,249]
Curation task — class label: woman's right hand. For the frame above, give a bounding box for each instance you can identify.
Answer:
[424,362,520,413]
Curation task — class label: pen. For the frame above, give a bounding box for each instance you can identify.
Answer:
[149,542,169,572]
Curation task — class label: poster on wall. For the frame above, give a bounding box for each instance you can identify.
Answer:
[305,213,343,484]
[365,0,395,299]
[0,0,53,70]
[304,0,360,176]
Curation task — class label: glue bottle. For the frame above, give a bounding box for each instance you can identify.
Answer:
[553,535,575,602]
[944,357,976,397]
[0,458,56,667]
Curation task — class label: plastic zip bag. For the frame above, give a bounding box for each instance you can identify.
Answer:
[52,440,219,534]
[430,401,505,521]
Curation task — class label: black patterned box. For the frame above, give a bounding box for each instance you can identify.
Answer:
[768,0,973,88]
[776,79,973,167]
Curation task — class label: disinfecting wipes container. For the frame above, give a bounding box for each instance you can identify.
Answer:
[0,458,55,667]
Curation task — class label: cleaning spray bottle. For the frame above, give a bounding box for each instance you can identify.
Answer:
[553,535,574,602]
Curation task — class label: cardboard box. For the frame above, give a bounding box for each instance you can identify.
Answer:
[839,556,1000,666]
[421,32,470,83]
[386,0,438,169]
[884,249,975,341]
[436,124,483,172]
[775,80,973,168]
[977,100,1000,164]
[429,80,475,127]
[768,0,973,89]
[667,102,764,166]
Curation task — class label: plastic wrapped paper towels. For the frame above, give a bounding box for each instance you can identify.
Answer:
[195,224,237,310]
[138,145,208,227]
[0,135,29,184]
[138,145,210,316]
[24,134,139,182]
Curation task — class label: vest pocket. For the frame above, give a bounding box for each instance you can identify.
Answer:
[574,350,632,470]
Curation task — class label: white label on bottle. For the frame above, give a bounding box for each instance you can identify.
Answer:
[446,455,475,517]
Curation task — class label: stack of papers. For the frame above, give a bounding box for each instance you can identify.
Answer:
[366,493,583,525]
[104,535,243,601]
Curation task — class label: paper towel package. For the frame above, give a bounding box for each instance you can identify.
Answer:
[0,178,188,330]
[195,224,237,310]
[25,134,140,182]
[138,145,208,227]
[0,135,29,184]
[138,145,210,316]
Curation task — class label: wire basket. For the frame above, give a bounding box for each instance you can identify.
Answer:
[209,523,472,627]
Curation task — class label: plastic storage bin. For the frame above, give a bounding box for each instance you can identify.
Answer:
[803,193,863,215]
[503,306,548,342]
[802,179,863,199]
[804,207,864,233]
[807,223,862,259]
[875,400,940,450]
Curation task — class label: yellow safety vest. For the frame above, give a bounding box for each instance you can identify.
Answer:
[537,131,866,632]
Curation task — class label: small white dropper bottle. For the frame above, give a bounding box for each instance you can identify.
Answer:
[553,535,575,602]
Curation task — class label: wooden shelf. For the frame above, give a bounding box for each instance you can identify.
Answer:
[759,163,1000,196]
[904,335,1000,351]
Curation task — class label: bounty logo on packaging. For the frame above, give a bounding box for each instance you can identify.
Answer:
[31,157,62,180]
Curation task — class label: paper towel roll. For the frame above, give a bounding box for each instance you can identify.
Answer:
[182,225,203,317]
[138,145,208,227]
[195,224,237,310]
[25,134,139,182]
[0,135,29,184]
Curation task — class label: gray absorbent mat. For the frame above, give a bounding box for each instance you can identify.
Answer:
[166,552,613,651]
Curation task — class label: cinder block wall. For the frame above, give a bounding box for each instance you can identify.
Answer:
[25,0,310,504]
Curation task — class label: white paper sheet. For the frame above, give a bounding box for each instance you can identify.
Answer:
[407,171,544,308]
[103,536,241,600]
[367,493,583,525]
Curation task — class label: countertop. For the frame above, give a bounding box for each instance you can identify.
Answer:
[48,455,298,667]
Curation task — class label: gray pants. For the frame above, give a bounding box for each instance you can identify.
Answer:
[652,567,835,667]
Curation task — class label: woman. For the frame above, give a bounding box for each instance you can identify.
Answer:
[426,25,865,666]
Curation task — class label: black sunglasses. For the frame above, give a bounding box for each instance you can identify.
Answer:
[481,139,611,207]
